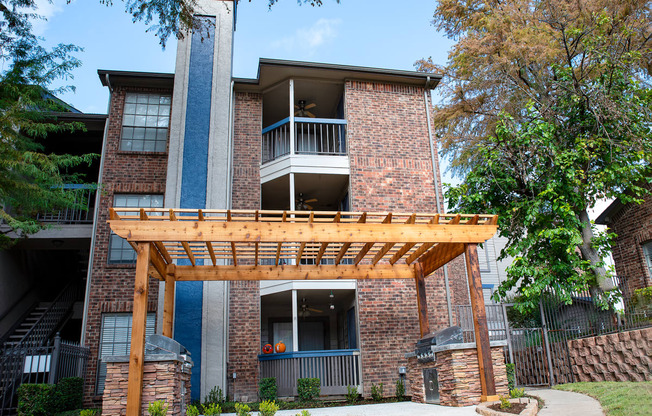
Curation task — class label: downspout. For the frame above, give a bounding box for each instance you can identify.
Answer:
[80,74,113,345]
[424,76,454,327]
[224,79,235,392]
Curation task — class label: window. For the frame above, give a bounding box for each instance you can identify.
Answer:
[96,313,155,394]
[108,194,163,264]
[644,241,652,277]
[120,93,171,152]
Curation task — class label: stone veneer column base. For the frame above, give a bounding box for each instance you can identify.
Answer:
[102,356,191,416]
[407,345,508,406]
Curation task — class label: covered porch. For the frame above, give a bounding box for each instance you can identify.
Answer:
[108,209,499,415]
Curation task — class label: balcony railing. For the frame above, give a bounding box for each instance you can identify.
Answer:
[259,349,361,396]
[262,117,347,164]
[36,185,95,224]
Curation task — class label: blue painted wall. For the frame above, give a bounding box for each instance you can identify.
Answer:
[174,15,216,401]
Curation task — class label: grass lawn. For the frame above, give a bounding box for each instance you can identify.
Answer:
[554,381,652,416]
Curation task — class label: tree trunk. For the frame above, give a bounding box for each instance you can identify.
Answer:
[577,209,614,291]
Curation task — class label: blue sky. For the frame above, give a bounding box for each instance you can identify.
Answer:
[37,0,452,114]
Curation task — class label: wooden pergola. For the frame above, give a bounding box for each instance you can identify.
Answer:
[108,208,500,414]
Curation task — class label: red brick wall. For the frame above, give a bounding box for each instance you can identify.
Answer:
[227,92,262,401]
[345,80,467,397]
[83,86,170,406]
[605,183,652,295]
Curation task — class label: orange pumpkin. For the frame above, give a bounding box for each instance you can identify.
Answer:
[275,341,286,353]
[262,344,273,354]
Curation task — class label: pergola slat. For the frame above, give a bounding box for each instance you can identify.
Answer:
[199,210,217,266]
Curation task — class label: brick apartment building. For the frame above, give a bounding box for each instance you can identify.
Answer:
[0,0,511,411]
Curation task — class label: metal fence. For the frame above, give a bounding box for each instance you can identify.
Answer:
[454,276,651,387]
[0,334,90,416]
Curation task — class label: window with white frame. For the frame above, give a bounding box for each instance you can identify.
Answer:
[120,93,171,152]
[644,241,652,277]
[108,194,163,264]
[96,313,155,395]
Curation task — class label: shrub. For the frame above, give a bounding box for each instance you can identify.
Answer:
[370,383,384,401]
[259,377,277,402]
[258,400,279,416]
[296,378,320,402]
[499,395,512,409]
[510,387,525,398]
[17,384,55,416]
[202,403,221,416]
[506,363,516,391]
[185,404,200,416]
[345,385,358,403]
[147,400,168,416]
[295,411,311,416]
[234,403,251,416]
[80,410,100,416]
[51,377,83,412]
[395,378,405,400]
[205,385,224,405]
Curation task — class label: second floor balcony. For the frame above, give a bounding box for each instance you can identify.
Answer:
[262,117,347,164]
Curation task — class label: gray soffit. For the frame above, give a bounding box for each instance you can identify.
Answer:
[98,70,175,89]
[234,58,442,91]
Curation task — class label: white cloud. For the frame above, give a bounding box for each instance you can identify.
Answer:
[271,18,342,55]
[31,0,67,36]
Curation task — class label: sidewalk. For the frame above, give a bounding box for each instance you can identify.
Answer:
[525,388,604,416]
[222,401,477,416]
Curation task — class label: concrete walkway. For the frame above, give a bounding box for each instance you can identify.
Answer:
[222,401,477,416]
[526,388,604,416]
[221,388,605,416]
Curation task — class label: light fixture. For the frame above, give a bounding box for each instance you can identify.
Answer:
[329,290,335,310]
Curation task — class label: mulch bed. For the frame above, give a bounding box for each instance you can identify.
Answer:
[487,402,528,414]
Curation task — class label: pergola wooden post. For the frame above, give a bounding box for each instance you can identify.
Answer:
[109,209,500,415]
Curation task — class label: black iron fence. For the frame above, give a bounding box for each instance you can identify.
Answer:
[455,276,651,387]
[0,334,90,416]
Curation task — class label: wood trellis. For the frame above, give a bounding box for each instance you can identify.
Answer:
[108,208,500,414]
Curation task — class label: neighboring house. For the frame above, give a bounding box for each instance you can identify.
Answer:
[0,0,512,410]
[596,182,652,297]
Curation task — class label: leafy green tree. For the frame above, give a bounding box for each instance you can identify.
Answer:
[419,0,652,309]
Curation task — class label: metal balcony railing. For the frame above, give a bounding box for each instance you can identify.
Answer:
[262,117,347,164]
[36,185,95,224]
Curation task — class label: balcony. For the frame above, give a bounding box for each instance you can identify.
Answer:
[35,185,95,225]
[259,349,361,397]
[262,117,347,164]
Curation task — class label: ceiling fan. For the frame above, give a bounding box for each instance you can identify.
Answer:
[294,100,317,118]
[299,297,323,318]
[296,193,318,210]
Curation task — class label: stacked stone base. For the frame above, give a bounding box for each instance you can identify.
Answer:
[102,357,191,416]
[408,345,508,406]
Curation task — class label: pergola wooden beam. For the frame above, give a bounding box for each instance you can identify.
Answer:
[111,209,500,415]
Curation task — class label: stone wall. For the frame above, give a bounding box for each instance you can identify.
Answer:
[407,346,508,407]
[102,358,191,416]
[567,327,652,382]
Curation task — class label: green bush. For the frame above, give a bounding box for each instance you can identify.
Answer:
[296,378,320,402]
[510,387,525,398]
[499,395,511,409]
[345,385,358,403]
[258,377,277,402]
[79,410,100,416]
[147,400,168,416]
[370,382,384,401]
[234,403,251,416]
[506,363,516,391]
[258,400,279,416]
[185,404,200,416]
[295,411,311,416]
[395,378,405,400]
[51,377,83,412]
[202,403,221,416]
[17,384,55,416]
[204,385,224,405]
